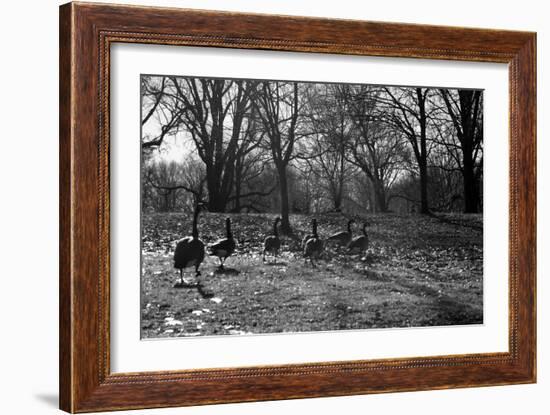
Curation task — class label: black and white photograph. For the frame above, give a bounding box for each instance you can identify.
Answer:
[140,74,484,339]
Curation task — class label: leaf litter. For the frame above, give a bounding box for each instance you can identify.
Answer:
[141,212,483,338]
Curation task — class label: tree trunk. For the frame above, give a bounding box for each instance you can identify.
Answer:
[233,186,241,212]
[234,168,242,212]
[419,158,429,214]
[277,164,291,233]
[439,89,483,214]
[335,143,345,212]
[207,194,226,212]
[417,88,430,215]
[329,179,343,212]
[334,192,342,212]
[206,173,227,212]
[462,152,479,213]
[373,179,388,213]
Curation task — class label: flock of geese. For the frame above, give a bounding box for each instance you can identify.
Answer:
[173,203,369,285]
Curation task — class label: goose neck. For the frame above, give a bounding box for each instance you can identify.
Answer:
[226,219,232,238]
[192,206,200,238]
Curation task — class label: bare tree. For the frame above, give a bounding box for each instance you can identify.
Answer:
[254,81,302,233]
[166,77,255,212]
[438,89,483,213]
[343,85,408,213]
[141,74,483,217]
[141,76,184,150]
[303,84,355,211]
[426,141,464,212]
[231,109,276,212]
[383,87,432,214]
[144,159,206,212]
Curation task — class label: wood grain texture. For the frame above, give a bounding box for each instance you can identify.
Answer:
[59,3,73,411]
[59,2,537,412]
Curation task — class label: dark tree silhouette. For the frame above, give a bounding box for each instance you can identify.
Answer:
[141,74,483,217]
[254,81,301,233]
[304,84,354,212]
[384,87,432,214]
[231,109,276,212]
[141,76,183,149]
[167,77,255,212]
[342,85,407,213]
[439,89,483,213]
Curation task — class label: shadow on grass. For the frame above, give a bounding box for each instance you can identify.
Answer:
[263,261,288,266]
[197,282,215,299]
[213,267,240,275]
[429,212,483,231]
[173,280,200,289]
[172,279,216,299]
[396,278,482,325]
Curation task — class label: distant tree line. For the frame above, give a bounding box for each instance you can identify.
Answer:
[141,75,483,231]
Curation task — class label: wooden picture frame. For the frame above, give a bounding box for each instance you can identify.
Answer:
[59,2,536,412]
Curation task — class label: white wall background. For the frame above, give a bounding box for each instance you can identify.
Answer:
[0,1,546,414]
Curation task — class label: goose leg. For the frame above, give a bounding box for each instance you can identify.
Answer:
[262,249,266,262]
[179,269,183,284]
[195,263,201,277]
[218,257,224,270]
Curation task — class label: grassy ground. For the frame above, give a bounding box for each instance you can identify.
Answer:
[141,212,483,338]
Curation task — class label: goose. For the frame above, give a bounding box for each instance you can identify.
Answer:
[208,217,236,269]
[263,217,281,262]
[302,233,314,250]
[347,222,369,253]
[173,203,206,285]
[301,218,316,249]
[327,219,355,246]
[304,218,323,266]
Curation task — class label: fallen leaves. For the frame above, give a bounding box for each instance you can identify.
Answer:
[141,212,483,338]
